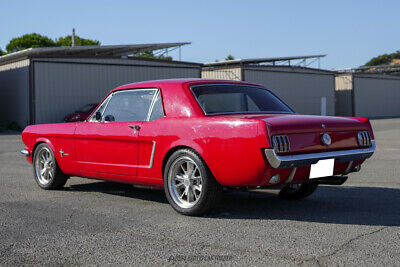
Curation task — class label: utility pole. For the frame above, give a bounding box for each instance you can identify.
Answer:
[72,28,75,47]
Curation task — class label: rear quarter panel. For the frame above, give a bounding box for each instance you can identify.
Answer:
[138,117,271,186]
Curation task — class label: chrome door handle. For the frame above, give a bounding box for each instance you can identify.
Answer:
[128,125,141,131]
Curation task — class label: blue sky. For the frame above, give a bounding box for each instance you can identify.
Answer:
[1,0,399,69]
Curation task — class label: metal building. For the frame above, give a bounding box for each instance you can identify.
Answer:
[0,43,201,128]
[335,72,400,118]
[202,55,335,116]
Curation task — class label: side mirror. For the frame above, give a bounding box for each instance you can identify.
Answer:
[95,111,102,121]
[104,114,115,122]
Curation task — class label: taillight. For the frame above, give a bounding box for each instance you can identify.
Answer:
[272,135,290,153]
[357,131,372,147]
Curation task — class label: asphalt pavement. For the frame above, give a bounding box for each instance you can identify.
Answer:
[0,119,399,266]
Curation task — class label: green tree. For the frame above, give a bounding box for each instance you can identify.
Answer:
[56,35,100,46]
[0,48,5,56]
[225,54,235,60]
[136,51,172,61]
[364,50,400,66]
[6,33,56,53]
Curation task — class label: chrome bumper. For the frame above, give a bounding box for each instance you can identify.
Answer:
[20,149,30,156]
[265,140,376,169]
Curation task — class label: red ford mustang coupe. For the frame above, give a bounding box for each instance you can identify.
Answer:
[21,79,375,215]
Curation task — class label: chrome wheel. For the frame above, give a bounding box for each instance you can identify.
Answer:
[35,147,55,185]
[168,157,203,209]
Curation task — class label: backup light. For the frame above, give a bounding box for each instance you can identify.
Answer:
[269,174,281,184]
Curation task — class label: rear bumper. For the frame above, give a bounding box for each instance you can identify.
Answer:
[265,140,376,169]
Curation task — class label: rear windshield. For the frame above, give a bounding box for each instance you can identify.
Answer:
[191,85,294,115]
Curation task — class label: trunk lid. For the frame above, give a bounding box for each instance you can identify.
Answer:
[218,114,368,134]
[215,113,371,154]
[252,114,367,134]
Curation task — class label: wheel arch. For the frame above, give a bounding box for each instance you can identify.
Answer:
[162,145,196,177]
[32,138,56,158]
[161,145,217,182]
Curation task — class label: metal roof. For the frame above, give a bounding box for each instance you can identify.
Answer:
[204,54,326,67]
[0,42,190,64]
[335,64,400,74]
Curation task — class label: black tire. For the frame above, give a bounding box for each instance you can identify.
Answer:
[33,143,68,190]
[279,182,318,200]
[163,149,222,216]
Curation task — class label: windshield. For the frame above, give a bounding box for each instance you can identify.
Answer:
[191,85,295,115]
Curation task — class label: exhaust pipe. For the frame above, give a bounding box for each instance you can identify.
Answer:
[312,176,348,185]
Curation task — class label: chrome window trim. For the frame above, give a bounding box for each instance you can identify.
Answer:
[90,88,158,122]
[88,93,113,122]
[146,90,165,121]
[265,140,376,169]
[189,83,296,116]
[146,91,159,121]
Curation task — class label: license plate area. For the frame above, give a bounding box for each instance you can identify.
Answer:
[309,158,334,179]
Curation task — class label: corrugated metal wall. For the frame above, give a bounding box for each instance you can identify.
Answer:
[33,58,200,124]
[353,74,400,118]
[244,67,335,115]
[201,67,241,81]
[0,60,30,128]
[335,74,353,116]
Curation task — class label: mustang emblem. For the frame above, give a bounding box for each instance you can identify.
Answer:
[59,149,69,157]
[321,133,331,146]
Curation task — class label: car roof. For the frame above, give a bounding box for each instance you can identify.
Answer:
[111,78,264,92]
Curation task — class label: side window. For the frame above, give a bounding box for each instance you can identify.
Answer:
[103,89,156,122]
[149,93,164,121]
[88,95,111,122]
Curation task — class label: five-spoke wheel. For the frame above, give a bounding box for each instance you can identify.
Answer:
[33,143,68,190]
[35,146,55,185]
[164,149,222,216]
[168,157,203,209]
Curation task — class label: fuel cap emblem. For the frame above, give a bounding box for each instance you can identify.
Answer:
[321,133,331,146]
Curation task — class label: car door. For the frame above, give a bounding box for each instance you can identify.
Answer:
[75,88,158,177]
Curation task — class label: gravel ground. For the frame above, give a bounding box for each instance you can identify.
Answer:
[0,119,399,266]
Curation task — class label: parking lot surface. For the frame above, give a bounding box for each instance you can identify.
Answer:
[0,119,399,266]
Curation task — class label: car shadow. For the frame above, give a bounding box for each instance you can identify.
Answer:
[64,181,168,204]
[65,181,400,226]
[212,186,400,226]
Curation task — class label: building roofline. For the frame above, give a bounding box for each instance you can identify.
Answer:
[28,54,202,66]
[0,42,191,64]
[244,64,335,73]
[203,64,334,74]
[203,54,326,67]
